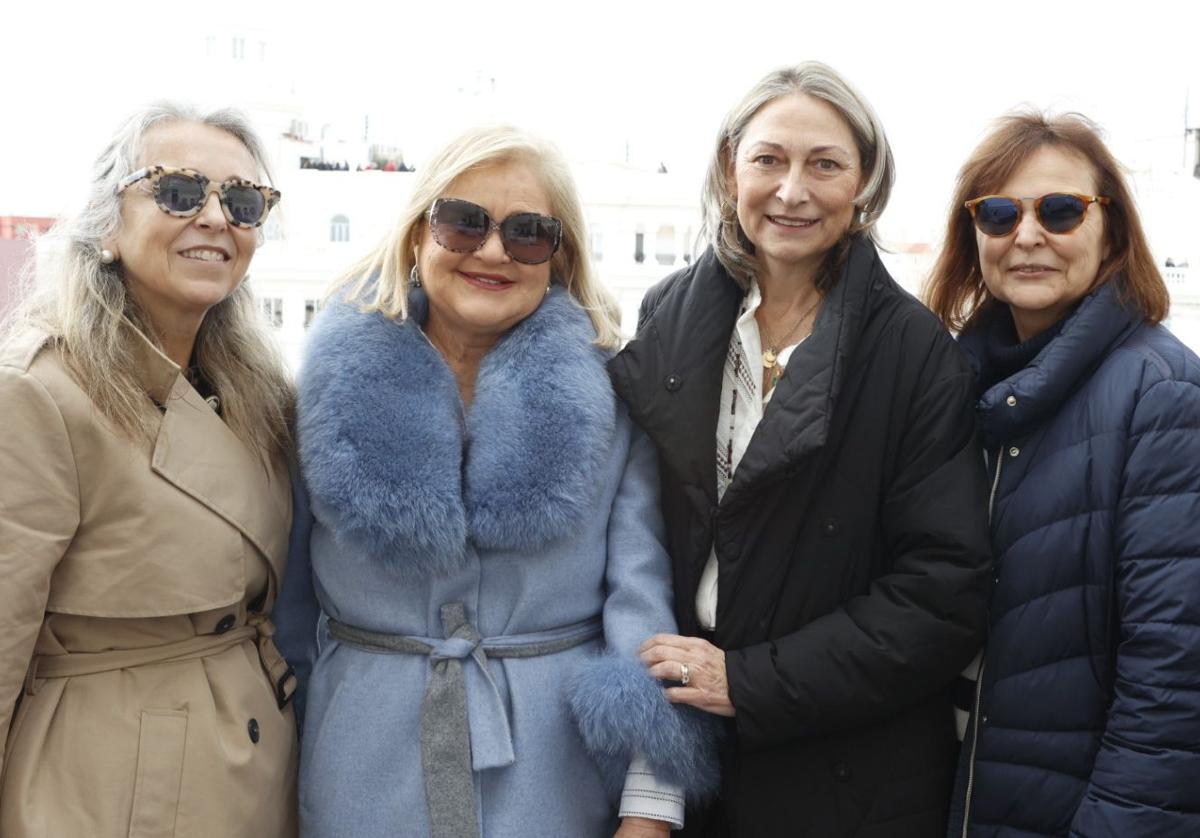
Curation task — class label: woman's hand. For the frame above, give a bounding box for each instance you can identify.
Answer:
[614,816,672,837]
[639,633,735,717]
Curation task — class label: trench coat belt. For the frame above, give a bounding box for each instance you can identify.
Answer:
[327,602,604,838]
[24,613,298,709]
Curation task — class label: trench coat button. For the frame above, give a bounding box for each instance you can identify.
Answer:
[1008,446,1020,458]
[833,762,851,781]
[822,519,840,537]
[1006,395,1018,407]
[215,614,236,634]
[247,718,260,744]
[664,374,683,392]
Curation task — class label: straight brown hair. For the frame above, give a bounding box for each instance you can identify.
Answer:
[925,111,1168,332]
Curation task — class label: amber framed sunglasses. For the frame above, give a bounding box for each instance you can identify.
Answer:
[427,197,562,265]
[117,165,281,229]
[964,193,1110,238]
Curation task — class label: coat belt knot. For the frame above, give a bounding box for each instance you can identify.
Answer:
[327,603,603,838]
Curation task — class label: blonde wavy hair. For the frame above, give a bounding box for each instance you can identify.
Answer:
[334,124,622,350]
[700,61,896,290]
[0,102,293,460]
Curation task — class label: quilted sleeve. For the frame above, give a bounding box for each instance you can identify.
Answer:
[1070,377,1200,837]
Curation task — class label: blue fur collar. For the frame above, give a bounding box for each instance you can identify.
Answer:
[297,287,616,579]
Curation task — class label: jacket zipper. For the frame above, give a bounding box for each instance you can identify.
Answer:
[961,448,1004,838]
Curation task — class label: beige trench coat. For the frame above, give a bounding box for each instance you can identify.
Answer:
[0,329,297,837]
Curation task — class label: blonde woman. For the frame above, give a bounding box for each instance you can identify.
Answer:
[0,103,297,837]
[276,125,718,837]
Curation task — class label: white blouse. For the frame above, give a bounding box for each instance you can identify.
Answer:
[696,280,803,630]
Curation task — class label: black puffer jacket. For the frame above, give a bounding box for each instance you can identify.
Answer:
[608,238,992,837]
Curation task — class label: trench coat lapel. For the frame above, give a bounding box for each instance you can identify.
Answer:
[131,328,290,588]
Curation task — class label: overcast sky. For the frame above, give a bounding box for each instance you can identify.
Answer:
[4,0,1198,246]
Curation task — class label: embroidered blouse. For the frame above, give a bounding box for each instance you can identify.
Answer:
[696,279,804,630]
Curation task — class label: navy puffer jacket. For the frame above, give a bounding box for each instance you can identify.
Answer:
[950,281,1200,837]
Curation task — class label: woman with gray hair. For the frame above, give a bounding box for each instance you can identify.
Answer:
[609,62,992,836]
[0,103,297,836]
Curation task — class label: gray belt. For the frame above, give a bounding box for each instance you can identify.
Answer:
[327,602,603,838]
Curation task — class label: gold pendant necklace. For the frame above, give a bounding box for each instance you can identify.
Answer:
[759,293,822,375]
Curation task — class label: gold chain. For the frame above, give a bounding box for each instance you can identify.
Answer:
[759,293,822,370]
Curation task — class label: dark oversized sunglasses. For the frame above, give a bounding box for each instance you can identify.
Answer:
[427,197,562,265]
[117,165,281,229]
[964,193,1110,238]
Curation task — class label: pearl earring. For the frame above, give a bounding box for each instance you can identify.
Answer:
[100,249,115,264]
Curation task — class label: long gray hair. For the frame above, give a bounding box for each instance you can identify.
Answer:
[0,101,293,459]
[700,61,896,289]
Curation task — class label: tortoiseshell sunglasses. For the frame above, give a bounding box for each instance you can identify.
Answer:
[964,193,1109,238]
[117,165,281,229]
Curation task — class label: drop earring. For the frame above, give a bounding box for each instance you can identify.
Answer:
[409,265,422,287]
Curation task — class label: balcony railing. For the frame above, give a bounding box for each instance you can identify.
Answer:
[1165,266,1198,302]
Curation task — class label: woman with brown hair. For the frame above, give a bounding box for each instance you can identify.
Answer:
[926,112,1200,838]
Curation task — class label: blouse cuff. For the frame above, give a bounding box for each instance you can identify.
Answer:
[618,753,685,829]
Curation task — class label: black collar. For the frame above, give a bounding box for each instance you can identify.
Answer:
[610,236,885,504]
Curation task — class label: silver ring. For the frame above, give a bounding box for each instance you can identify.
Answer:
[679,662,690,686]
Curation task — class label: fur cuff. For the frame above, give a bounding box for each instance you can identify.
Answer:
[567,652,721,802]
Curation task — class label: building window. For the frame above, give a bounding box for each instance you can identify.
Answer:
[634,231,645,264]
[304,299,322,328]
[330,214,350,242]
[655,225,676,266]
[258,297,283,328]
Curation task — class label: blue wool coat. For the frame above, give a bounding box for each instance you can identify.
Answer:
[275,288,717,838]
[950,283,1200,837]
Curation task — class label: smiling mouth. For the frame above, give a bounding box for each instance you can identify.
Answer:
[179,247,230,263]
[1009,264,1055,275]
[460,271,514,289]
[768,216,817,228]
